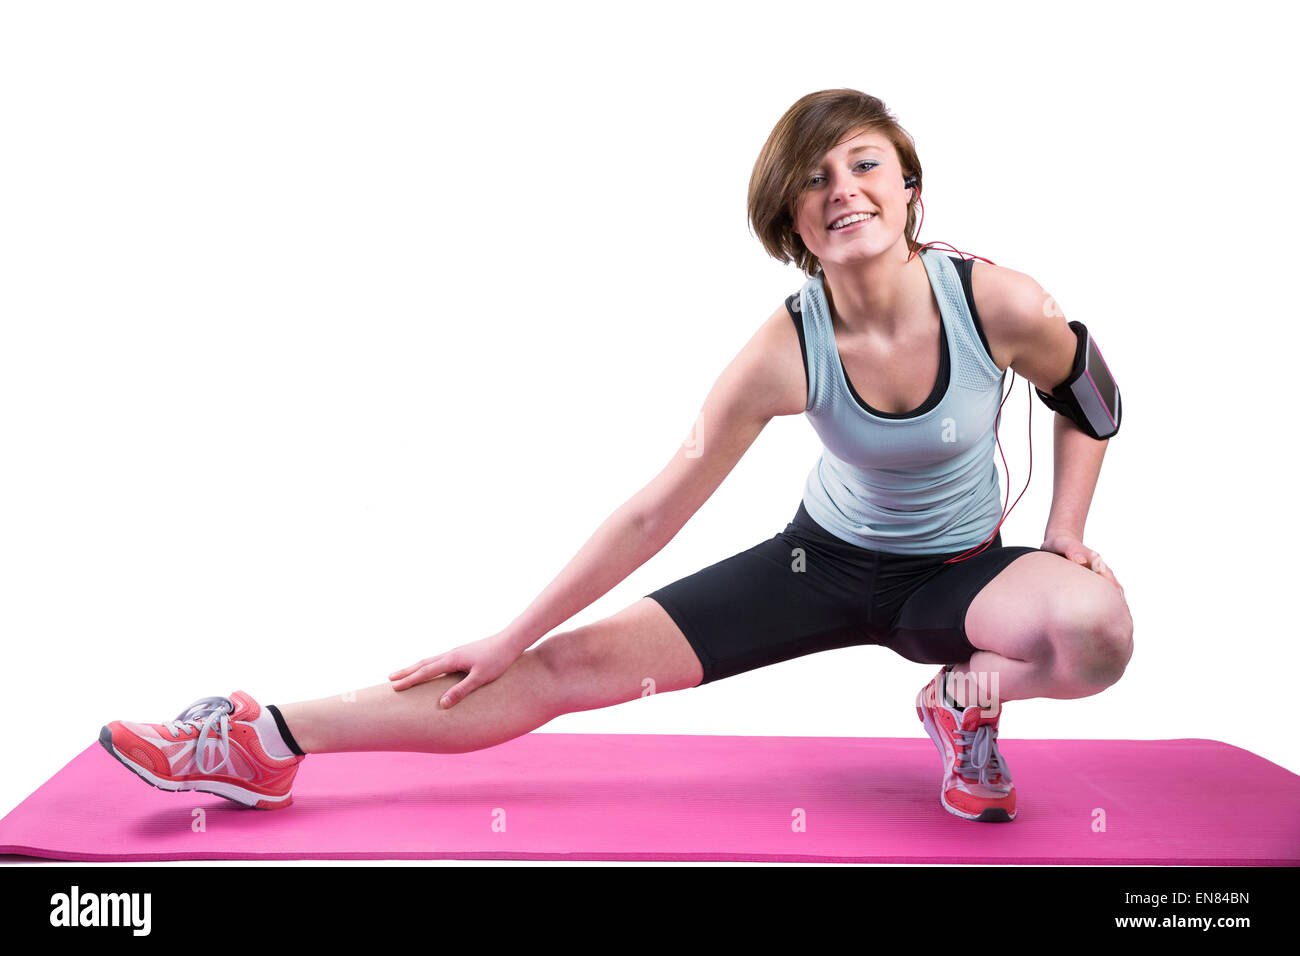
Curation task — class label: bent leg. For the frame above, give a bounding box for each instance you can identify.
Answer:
[277,597,704,755]
[959,550,1134,704]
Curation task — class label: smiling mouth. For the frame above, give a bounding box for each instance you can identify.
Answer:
[828,213,876,231]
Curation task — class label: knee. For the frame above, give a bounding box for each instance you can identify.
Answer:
[534,626,610,709]
[1050,589,1134,690]
[536,627,600,680]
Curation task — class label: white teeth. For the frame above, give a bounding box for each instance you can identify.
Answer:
[830,212,874,230]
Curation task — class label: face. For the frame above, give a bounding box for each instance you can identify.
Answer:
[791,127,912,269]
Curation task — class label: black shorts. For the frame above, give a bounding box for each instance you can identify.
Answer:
[645,501,1044,686]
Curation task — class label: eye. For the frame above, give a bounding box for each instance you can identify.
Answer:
[805,161,879,187]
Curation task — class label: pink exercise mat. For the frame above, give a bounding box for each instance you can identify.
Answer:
[2,733,1297,864]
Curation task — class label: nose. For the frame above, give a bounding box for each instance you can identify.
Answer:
[826,168,862,205]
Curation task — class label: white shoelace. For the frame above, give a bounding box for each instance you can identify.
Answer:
[957,724,1012,786]
[162,696,235,775]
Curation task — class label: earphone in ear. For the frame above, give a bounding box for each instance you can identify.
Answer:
[903,175,918,190]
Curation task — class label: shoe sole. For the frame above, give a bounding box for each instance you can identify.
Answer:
[98,725,293,810]
[916,697,1014,823]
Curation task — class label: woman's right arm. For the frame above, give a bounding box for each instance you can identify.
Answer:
[390,302,807,698]
[496,301,808,656]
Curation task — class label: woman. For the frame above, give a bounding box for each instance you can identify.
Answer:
[100,89,1132,824]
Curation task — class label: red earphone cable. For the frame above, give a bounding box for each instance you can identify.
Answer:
[941,374,1034,564]
[901,191,1035,563]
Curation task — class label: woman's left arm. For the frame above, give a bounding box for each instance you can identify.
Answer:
[976,263,1126,601]
[1042,415,1124,601]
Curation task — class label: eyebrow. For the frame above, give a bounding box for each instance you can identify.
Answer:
[848,145,884,154]
[811,145,884,170]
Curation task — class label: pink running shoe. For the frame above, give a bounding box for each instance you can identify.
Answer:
[916,666,1016,822]
[99,691,304,810]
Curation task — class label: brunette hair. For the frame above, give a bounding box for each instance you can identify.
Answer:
[748,89,923,277]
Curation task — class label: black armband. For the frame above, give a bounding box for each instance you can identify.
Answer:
[1033,320,1121,440]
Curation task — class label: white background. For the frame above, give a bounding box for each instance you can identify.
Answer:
[3,0,1297,832]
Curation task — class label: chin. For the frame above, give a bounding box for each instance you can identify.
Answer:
[825,245,885,267]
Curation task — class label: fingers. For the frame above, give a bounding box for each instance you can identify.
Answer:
[388,655,452,691]
[1079,551,1126,602]
[438,676,478,710]
[1061,546,1123,590]
[1068,549,1104,575]
[389,655,438,680]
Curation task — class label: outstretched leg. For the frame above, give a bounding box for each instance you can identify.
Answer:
[277,597,704,754]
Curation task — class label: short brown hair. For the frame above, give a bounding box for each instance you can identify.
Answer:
[747,89,923,277]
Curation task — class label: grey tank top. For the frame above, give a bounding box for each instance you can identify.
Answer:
[785,247,1008,555]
